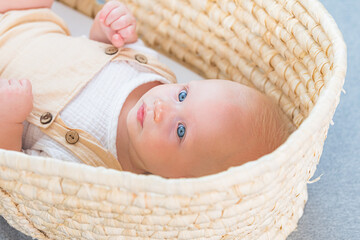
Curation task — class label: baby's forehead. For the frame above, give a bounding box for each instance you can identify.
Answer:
[190,80,259,101]
[186,104,246,146]
[185,79,264,134]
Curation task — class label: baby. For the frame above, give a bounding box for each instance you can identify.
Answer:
[0,0,292,178]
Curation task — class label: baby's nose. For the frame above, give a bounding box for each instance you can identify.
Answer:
[154,99,173,123]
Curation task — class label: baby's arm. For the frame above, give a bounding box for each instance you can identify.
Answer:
[90,0,137,48]
[0,79,33,151]
[0,0,53,13]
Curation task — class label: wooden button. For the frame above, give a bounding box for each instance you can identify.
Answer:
[40,112,53,124]
[65,130,79,144]
[135,54,148,64]
[105,46,118,55]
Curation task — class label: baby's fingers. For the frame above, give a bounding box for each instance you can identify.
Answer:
[101,3,128,26]
[110,14,135,31]
[98,1,121,22]
[119,24,137,43]
[111,34,125,48]
[105,7,129,26]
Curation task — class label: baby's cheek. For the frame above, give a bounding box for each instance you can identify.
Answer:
[146,136,166,151]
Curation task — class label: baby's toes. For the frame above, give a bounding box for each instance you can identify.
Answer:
[20,79,32,93]
[0,78,8,87]
[9,79,22,88]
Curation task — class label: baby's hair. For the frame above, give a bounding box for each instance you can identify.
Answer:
[209,92,295,175]
[252,97,295,154]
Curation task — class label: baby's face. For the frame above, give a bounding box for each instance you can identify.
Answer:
[126,80,265,178]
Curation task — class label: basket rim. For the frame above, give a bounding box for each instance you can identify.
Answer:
[0,0,347,196]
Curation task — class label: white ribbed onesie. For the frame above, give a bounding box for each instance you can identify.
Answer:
[22,40,170,163]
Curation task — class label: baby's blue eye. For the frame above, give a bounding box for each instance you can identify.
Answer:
[178,89,187,102]
[177,123,186,139]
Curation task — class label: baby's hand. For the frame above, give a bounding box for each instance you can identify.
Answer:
[98,1,137,48]
[0,79,33,124]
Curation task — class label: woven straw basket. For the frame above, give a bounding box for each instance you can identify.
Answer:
[0,0,346,239]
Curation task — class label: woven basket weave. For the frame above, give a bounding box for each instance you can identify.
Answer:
[0,0,346,239]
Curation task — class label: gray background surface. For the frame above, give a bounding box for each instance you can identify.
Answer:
[0,0,359,239]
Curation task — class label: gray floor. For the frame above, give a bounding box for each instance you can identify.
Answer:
[0,0,359,239]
